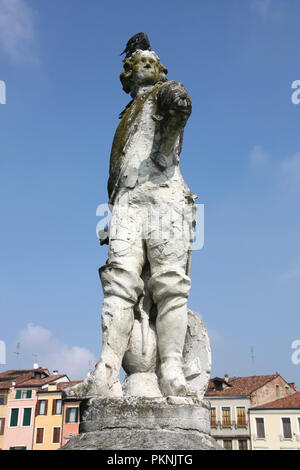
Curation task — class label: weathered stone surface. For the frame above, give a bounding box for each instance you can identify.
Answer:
[60,397,221,450]
[123,319,158,375]
[183,310,212,399]
[122,372,162,397]
[60,428,220,450]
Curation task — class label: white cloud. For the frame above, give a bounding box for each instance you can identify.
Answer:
[281,153,300,187]
[251,0,281,21]
[282,267,300,280]
[251,0,272,17]
[250,145,269,168]
[17,324,97,380]
[281,253,300,281]
[0,0,37,64]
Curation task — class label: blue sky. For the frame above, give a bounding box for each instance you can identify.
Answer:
[0,0,299,387]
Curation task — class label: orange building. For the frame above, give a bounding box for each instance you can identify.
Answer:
[33,381,81,450]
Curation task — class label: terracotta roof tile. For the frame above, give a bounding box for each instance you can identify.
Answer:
[56,381,82,391]
[251,392,300,409]
[0,369,49,389]
[0,368,49,379]
[15,374,67,387]
[0,369,69,389]
[205,374,281,396]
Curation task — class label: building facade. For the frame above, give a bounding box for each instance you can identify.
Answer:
[61,393,81,447]
[249,392,300,450]
[33,381,81,450]
[0,389,9,450]
[33,383,64,450]
[205,374,296,450]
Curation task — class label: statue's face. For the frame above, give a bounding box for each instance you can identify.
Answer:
[131,51,160,87]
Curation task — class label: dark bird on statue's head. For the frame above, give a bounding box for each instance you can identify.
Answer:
[120,32,151,59]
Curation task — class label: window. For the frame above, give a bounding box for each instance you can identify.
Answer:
[10,408,19,427]
[52,427,61,444]
[36,399,48,416]
[0,394,7,405]
[52,399,62,415]
[22,408,32,427]
[210,407,216,426]
[238,440,248,450]
[236,407,246,426]
[9,446,26,450]
[36,428,44,444]
[65,407,79,423]
[0,418,5,435]
[223,439,233,450]
[275,385,280,398]
[16,390,32,399]
[282,418,292,439]
[256,418,265,438]
[222,407,231,426]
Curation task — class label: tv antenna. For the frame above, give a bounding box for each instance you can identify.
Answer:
[250,346,256,375]
[14,342,21,360]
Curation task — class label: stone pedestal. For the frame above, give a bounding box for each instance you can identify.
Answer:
[61,396,221,450]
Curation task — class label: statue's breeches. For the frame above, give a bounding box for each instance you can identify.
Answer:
[100,188,194,313]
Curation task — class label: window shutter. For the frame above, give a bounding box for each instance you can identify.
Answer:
[52,399,56,415]
[22,408,32,426]
[10,408,19,427]
[35,400,41,416]
[16,390,21,399]
[65,407,70,423]
[0,418,5,435]
[44,399,48,415]
[36,428,44,444]
[75,407,79,423]
[53,427,61,444]
[26,390,32,399]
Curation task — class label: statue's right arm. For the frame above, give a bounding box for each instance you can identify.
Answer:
[156,81,192,129]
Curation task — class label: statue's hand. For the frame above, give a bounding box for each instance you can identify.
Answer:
[171,92,191,116]
[157,81,192,121]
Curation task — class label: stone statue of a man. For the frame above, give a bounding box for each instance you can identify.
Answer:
[94,44,196,397]
[67,38,197,399]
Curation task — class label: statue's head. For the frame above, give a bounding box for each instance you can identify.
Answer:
[120,50,168,95]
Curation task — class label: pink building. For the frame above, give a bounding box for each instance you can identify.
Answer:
[53,381,82,447]
[61,395,81,447]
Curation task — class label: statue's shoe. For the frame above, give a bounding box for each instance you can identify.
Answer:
[62,376,95,399]
[62,362,123,399]
[159,361,188,397]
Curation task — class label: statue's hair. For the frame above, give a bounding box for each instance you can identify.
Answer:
[120,50,168,94]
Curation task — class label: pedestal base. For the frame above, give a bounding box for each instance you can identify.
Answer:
[61,397,221,450]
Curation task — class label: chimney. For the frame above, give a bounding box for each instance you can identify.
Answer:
[289,382,296,391]
[53,370,59,375]
[224,374,229,383]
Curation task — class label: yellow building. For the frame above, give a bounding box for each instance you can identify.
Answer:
[249,392,300,450]
[33,383,64,450]
[0,389,9,450]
